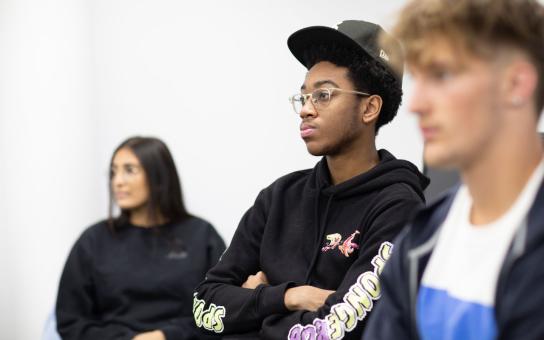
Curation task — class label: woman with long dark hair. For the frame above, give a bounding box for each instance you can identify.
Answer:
[56,136,225,340]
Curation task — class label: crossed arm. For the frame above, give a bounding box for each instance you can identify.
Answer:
[242,271,335,312]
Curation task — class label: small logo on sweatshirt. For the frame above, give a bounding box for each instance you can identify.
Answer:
[321,230,360,257]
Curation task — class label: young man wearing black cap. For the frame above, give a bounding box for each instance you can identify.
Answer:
[193,20,428,340]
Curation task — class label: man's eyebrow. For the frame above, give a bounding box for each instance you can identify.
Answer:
[300,80,339,91]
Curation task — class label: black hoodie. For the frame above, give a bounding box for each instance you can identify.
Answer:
[193,149,429,340]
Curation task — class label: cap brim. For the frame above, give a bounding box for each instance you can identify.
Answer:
[287,26,372,68]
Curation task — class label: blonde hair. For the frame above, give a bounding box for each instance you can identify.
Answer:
[391,0,544,111]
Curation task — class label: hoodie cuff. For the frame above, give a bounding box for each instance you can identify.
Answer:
[257,281,297,316]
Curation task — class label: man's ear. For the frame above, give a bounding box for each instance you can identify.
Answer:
[361,95,383,124]
[503,59,538,109]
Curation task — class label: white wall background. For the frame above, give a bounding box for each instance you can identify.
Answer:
[4,0,541,339]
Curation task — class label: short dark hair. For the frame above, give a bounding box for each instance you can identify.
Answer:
[303,43,403,133]
[108,136,191,229]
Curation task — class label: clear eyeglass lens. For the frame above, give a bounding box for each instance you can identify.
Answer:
[291,94,304,114]
[291,89,333,114]
[313,89,331,105]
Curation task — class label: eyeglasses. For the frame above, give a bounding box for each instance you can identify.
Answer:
[288,87,371,114]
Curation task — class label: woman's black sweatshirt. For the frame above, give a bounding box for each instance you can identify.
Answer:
[193,149,429,340]
[56,217,225,340]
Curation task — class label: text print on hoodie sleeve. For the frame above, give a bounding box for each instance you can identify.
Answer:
[193,187,294,335]
[285,241,392,339]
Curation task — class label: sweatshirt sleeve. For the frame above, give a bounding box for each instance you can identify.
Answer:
[56,230,137,340]
[193,188,295,336]
[207,222,227,269]
[260,189,423,340]
[159,223,227,340]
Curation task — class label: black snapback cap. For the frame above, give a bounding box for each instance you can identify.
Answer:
[287,20,403,85]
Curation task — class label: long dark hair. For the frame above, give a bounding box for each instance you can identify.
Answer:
[107,136,191,229]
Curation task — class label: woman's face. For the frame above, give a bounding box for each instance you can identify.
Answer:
[111,147,150,211]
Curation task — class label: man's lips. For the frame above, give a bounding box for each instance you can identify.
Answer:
[420,126,438,141]
[300,124,316,138]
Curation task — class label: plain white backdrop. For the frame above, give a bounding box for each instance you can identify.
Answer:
[1,1,543,339]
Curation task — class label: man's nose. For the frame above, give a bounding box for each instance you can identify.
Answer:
[299,98,317,119]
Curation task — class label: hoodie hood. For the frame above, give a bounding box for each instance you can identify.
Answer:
[313,149,429,200]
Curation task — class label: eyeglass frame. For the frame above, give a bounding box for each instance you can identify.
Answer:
[288,87,371,114]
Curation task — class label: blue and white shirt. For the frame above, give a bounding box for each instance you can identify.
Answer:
[417,161,544,340]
